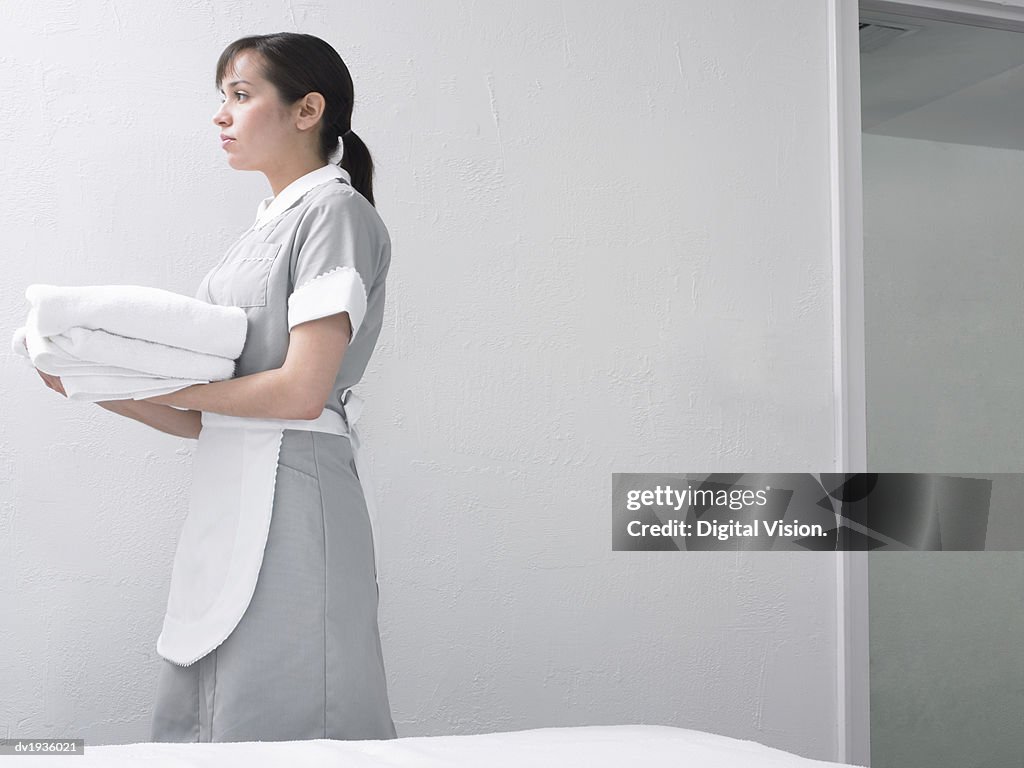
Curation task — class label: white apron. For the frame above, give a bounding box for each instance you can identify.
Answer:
[156,389,379,667]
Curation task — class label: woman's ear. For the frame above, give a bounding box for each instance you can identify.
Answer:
[296,92,327,132]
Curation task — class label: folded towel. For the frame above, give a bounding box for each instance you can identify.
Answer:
[15,318,234,378]
[61,374,211,402]
[14,284,248,402]
[26,284,247,359]
[11,326,27,358]
[46,326,235,380]
[12,332,213,401]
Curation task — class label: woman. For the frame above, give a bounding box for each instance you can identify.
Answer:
[38,33,397,743]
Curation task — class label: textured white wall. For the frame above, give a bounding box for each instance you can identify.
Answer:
[0,0,841,760]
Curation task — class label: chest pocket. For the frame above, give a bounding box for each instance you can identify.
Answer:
[209,242,282,308]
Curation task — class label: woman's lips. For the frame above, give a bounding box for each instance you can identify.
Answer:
[220,136,235,149]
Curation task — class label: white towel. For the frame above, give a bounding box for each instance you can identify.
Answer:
[11,325,28,358]
[13,315,220,382]
[41,324,234,380]
[13,284,248,402]
[61,375,211,402]
[26,283,247,359]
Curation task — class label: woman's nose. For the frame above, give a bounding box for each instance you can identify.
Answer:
[212,106,229,126]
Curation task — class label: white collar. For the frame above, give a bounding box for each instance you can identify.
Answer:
[253,163,350,230]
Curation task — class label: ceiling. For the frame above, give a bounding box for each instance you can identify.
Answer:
[860,9,1024,150]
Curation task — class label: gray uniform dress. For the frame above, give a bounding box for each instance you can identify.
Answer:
[150,164,397,743]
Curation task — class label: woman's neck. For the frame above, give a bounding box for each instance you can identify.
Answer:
[264,155,326,197]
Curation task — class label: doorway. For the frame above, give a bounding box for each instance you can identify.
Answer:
[857,2,1024,766]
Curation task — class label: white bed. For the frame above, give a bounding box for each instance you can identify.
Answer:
[3,724,864,767]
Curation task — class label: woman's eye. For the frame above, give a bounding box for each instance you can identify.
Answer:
[235,92,247,101]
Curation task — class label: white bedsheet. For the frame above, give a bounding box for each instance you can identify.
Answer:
[0,724,864,767]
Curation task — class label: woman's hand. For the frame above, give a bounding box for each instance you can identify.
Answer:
[35,367,67,397]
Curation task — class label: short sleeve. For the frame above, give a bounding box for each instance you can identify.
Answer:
[287,194,379,340]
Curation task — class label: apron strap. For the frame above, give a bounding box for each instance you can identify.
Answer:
[340,388,364,428]
[200,407,346,434]
[340,389,382,596]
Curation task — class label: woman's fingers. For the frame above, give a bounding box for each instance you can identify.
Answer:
[35,368,67,397]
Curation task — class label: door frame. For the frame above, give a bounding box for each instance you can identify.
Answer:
[829,0,1024,764]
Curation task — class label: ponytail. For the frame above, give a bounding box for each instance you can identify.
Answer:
[339,130,375,208]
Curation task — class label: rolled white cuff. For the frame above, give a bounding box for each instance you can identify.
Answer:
[287,266,367,339]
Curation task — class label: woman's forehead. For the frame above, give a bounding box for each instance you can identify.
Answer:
[220,51,263,88]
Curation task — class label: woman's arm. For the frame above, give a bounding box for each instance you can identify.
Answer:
[96,400,203,440]
[140,367,300,420]
[36,367,203,439]
[140,313,350,420]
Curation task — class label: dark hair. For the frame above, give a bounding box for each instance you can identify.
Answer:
[215,33,376,207]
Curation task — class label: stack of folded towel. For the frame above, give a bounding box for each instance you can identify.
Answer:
[10,284,248,402]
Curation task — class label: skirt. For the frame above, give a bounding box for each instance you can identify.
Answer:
[150,427,397,742]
